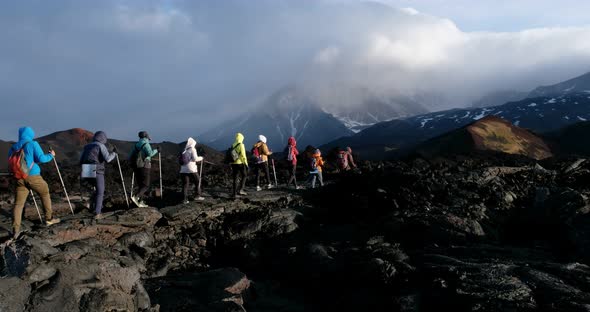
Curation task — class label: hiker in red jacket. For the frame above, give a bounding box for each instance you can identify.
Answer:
[284,136,301,189]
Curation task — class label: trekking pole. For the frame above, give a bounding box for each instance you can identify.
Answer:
[30,190,43,223]
[159,153,163,199]
[271,159,278,186]
[49,147,74,215]
[130,172,135,197]
[115,154,129,208]
[198,159,204,190]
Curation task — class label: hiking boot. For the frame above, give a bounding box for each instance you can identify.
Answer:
[45,218,61,226]
[239,190,248,196]
[296,186,303,190]
[94,213,104,220]
[195,196,205,201]
[183,200,190,204]
[256,186,262,192]
[267,184,274,189]
[12,230,21,240]
[138,201,149,208]
[131,196,141,207]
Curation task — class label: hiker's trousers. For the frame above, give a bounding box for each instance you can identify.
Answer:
[231,164,247,195]
[13,175,53,232]
[255,161,271,186]
[309,171,323,188]
[134,167,151,199]
[181,173,202,200]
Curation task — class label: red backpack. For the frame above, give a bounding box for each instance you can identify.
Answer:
[8,142,33,179]
[251,145,263,163]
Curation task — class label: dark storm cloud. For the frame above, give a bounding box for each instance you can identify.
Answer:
[1,0,590,141]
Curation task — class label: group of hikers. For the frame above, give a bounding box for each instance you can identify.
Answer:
[6,126,357,239]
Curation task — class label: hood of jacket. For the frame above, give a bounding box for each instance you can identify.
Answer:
[288,136,296,147]
[93,131,108,144]
[185,137,196,149]
[234,133,244,145]
[13,126,35,150]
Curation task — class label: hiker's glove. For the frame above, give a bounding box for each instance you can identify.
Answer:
[112,146,118,153]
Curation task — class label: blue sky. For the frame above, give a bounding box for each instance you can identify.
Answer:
[1,0,589,141]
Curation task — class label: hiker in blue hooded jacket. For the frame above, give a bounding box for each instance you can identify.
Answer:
[8,126,61,238]
[80,131,117,219]
[129,131,159,207]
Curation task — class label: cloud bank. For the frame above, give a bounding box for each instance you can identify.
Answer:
[1,0,589,141]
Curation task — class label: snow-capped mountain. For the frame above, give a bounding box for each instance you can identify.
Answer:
[324,71,590,159]
[528,71,590,98]
[471,90,528,108]
[325,91,590,159]
[200,87,353,151]
[326,95,428,133]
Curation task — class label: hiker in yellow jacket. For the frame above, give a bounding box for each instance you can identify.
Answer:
[231,133,248,198]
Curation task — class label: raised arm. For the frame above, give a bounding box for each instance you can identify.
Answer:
[33,142,53,164]
[99,144,116,163]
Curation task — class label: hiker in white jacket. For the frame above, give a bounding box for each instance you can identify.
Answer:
[180,137,204,203]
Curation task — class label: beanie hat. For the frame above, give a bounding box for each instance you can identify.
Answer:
[258,135,267,144]
[138,131,151,140]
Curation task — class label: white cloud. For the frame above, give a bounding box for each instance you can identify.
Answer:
[115,6,192,33]
[314,47,341,65]
[400,7,419,15]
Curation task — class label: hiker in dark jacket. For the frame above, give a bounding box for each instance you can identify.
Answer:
[80,131,117,219]
[253,135,273,191]
[129,131,159,207]
[8,126,61,238]
[284,136,300,189]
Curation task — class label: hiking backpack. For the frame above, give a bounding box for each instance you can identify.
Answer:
[251,145,263,163]
[130,143,147,169]
[337,151,349,170]
[178,150,192,166]
[310,157,318,172]
[8,142,33,180]
[224,144,240,164]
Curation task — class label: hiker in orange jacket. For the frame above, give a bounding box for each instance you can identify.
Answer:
[252,135,273,191]
[308,149,324,188]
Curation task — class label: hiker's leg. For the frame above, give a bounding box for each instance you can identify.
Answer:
[94,174,105,214]
[255,163,261,187]
[263,162,271,185]
[311,174,317,189]
[318,171,324,186]
[137,168,151,198]
[292,164,298,187]
[231,165,239,196]
[13,179,28,233]
[182,173,190,201]
[28,176,52,221]
[239,165,247,192]
[287,164,295,186]
[192,173,202,196]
